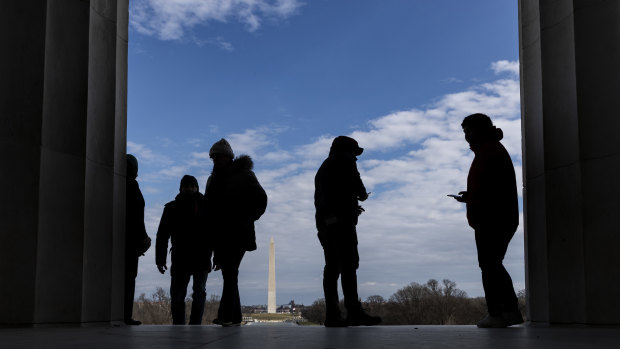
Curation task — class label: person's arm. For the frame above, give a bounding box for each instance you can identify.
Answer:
[350,159,368,201]
[155,205,172,273]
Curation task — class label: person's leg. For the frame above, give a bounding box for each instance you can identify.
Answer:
[498,231,518,312]
[475,228,520,327]
[341,243,381,326]
[189,270,208,325]
[124,254,139,323]
[322,246,343,321]
[340,244,360,312]
[170,266,191,325]
[217,249,245,324]
[230,250,245,323]
[476,229,506,317]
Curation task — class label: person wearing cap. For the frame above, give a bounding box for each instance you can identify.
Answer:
[125,154,151,326]
[450,113,522,328]
[314,136,381,327]
[204,139,267,327]
[155,175,211,325]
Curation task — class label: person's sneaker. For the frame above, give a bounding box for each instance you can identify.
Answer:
[124,318,142,326]
[213,318,241,327]
[476,314,507,328]
[324,316,348,327]
[346,309,382,326]
[502,310,524,326]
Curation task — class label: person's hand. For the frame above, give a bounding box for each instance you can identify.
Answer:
[157,264,167,274]
[212,263,221,271]
[356,205,365,216]
[359,191,370,202]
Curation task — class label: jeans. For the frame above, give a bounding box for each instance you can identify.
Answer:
[475,228,518,316]
[216,248,245,323]
[170,266,208,325]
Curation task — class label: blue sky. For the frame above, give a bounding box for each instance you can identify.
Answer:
[128,0,522,306]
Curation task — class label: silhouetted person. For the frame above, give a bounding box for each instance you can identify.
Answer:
[451,113,523,328]
[156,175,212,325]
[125,154,151,326]
[314,136,381,327]
[204,139,267,326]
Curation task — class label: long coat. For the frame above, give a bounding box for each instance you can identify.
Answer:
[204,155,267,255]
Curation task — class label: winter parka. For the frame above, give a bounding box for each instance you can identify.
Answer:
[204,155,267,254]
[155,191,212,272]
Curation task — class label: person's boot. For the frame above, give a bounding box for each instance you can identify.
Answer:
[502,310,524,326]
[124,318,142,325]
[345,308,381,326]
[324,308,348,327]
[476,314,507,328]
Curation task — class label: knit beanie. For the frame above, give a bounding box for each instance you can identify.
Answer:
[209,138,234,159]
[126,154,138,179]
[179,175,199,191]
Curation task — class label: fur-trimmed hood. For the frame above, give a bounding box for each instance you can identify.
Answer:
[230,154,254,172]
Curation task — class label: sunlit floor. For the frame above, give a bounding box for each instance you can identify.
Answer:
[3,323,620,349]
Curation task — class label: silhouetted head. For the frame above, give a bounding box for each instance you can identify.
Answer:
[179,175,199,193]
[126,154,138,179]
[461,113,501,146]
[209,138,234,170]
[209,138,234,159]
[329,136,364,157]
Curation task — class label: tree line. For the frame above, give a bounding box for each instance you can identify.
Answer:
[134,279,525,325]
[301,279,526,325]
[133,287,220,325]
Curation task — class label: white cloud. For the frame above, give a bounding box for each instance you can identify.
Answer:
[127,141,173,166]
[491,60,520,76]
[130,0,304,41]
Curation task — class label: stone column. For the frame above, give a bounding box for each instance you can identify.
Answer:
[0,0,129,325]
[519,0,620,324]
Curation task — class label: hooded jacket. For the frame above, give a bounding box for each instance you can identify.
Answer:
[204,155,267,253]
[314,139,367,243]
[156,191,212,272]
[466,128,519,232]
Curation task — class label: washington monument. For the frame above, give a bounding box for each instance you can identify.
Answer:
[268,237,276,313]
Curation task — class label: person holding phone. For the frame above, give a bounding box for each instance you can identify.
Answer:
[314,136,381,327]
[451,113,523,328]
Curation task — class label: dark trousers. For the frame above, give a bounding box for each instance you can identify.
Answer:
[124,254,139,320]
[475,228,518,316]
[170,266,208,325]
[217,248,245,323]
[320,223,361,317]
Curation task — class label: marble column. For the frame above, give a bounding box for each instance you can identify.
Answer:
[519,0,620,324]
[0,0,129,324]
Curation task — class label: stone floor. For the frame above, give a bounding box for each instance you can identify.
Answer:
[2,323,620,349]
